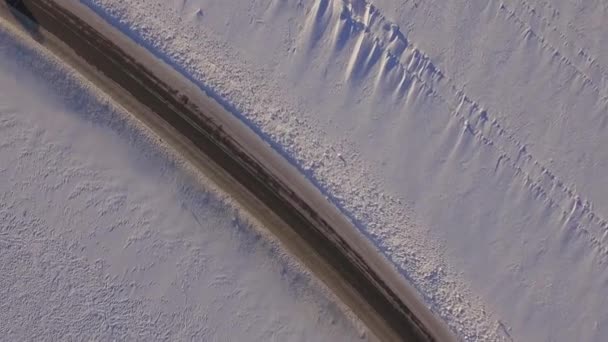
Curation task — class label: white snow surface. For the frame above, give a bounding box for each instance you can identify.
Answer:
[75,0,608,340]
[0,22,370,341]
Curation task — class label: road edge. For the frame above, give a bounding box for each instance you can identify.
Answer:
[1,1,455,341]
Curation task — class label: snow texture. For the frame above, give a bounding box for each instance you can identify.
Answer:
[0,22,370,341]
[76,0,608,340]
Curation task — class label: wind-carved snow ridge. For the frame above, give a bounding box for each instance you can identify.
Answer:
[305,0,608,265]
[302,0,443,89]
[78,0,499,339]
[299,0,608,338]
[75,0,608,339]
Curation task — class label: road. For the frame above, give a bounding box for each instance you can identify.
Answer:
[0,1,454,341]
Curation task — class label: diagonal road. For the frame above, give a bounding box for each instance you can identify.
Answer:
[1,1,455,341]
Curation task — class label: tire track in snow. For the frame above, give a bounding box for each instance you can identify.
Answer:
[502,0,608,97]
[306,0,608,266]
[496,0,608,101]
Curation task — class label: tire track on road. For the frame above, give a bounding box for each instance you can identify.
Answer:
[0,1,453,341]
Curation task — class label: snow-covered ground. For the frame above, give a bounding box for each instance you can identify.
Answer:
[76,0,608,340]
[0,21,370,341]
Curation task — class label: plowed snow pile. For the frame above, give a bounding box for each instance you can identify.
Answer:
[0,22,369,341]
[80,0,608,340]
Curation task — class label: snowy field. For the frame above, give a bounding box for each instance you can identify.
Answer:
[0,22,369,341]
[78,0,608,340]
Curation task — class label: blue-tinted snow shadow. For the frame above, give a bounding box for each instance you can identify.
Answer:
[0,24,355,329]
[80,1,428,303]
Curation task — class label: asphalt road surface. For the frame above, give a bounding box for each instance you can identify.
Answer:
[1,1,455,341]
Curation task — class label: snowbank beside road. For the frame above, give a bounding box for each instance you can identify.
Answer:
[0,20,368,341]
[76,0,608,340]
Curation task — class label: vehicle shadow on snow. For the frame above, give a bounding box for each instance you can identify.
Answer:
[4,0,43,42]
